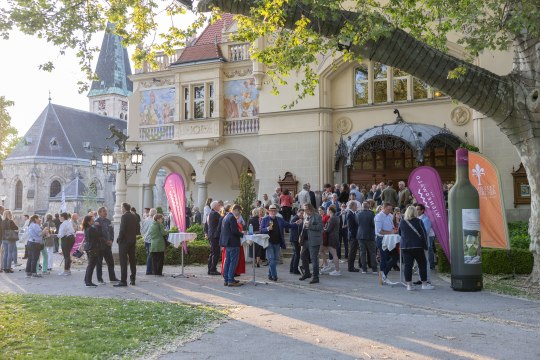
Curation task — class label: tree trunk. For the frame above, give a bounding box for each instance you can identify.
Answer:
[201,0,540,283]
[517,138,540,283]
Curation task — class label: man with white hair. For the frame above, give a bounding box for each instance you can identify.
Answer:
[398,181,412,211]
[271,187,281,206]
[141,208,158,275]
[206,201,222,275]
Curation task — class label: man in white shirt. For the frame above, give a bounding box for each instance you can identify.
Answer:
[297,184,311,207]
[374,202,398,285]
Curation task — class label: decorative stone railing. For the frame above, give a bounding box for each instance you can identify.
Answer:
[224,118,259,135]
[139,125,175,141]
[135,50,182,74]
[228,44,250,62]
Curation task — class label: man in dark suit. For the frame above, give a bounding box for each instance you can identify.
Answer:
[114,203,139,287]
[356,202,378,274]
[219,204,244,287]
[347,201,360,272]
[205,201,222,275]
[289,209,304,275]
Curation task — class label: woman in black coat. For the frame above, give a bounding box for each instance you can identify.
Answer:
[82,215,103,288]
[398,206,434,291]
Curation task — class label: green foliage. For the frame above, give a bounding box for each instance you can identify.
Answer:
[136,236,210,266]
[459,143,480,152]
[0,293,222,359]
[0,96,18,168]
[156,206,164,214]
[235,169,257,222]
[508,221,531,250]
[186,223,205,241]
[482,248,533,275]
[436,245,451,273]
[436,243,533,275]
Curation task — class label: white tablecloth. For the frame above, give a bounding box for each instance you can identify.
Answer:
[168,232,197,248]
[241,234,270,249]
[382,234,401,251]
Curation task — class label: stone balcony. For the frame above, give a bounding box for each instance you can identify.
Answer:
[138,118,259,150]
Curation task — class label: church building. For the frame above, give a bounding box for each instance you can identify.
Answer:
[0,24,132,220]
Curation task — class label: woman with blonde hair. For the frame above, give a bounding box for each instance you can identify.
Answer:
[398,206,433,291]
[1,210,19,273]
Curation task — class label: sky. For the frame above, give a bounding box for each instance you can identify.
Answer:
[0,30,106,135]
[0,11,199,137]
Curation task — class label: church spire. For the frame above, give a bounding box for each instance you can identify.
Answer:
[88,22,132,120]
[88,22,133,98]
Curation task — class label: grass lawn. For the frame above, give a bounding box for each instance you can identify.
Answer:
[0,294,224,359]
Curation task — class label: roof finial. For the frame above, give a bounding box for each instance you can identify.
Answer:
[48,90,52,103]
[393,108,403,123]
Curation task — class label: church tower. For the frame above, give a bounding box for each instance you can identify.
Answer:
[87,23,133,120]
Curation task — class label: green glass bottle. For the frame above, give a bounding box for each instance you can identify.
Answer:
[448,147,483,291]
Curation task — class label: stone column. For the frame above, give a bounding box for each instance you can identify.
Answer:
[113,151,129,227]
[143,184,154,209]
[197,182,208,211]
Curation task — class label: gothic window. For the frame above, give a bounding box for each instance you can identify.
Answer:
[50,180,61,197]
[120,113,124,120]
[121,100,128,111]
[374,64,388,103]
[354,65,368,105]
[15,180,23,210]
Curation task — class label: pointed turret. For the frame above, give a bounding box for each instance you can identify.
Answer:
[88,23,133,120]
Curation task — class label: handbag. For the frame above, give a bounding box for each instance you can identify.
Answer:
[5,229,19,241]
[72,249,84,258]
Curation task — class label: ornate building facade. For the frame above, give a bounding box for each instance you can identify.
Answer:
[124,14,529,221]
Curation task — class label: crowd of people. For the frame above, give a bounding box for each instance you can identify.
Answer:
[0,179,440,291]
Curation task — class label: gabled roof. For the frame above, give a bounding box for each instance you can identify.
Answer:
[173,43,224,65]
[194,13,234,46]
[171,13,233,66]
[5,103,127,162]
[88,23,133,97]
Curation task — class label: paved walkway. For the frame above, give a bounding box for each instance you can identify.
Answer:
[1,254,539,359]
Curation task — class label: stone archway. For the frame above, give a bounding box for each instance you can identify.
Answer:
[146,154,197,211]
[202,150,258,207]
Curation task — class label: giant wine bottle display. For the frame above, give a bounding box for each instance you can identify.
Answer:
[448,148,483,291]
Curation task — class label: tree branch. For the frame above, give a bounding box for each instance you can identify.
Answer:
[199,0,514,125]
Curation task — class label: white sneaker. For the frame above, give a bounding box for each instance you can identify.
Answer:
[322,265,333,272]
[422,283,435,290]
[329,270,341,276]
[383,278,399,286]
[339,260,346,264]
[407,284,414,291]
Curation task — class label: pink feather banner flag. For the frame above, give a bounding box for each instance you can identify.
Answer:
[408,166,451,262]
[164,172,187,253]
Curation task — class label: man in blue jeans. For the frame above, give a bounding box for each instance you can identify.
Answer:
[261,204,298,281]
[219,204,244,287]
[374,202,398,285]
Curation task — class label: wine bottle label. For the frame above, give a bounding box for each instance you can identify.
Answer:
[462,209,481,264]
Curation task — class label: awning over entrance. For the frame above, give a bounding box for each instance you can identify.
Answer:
[335,113,463,169]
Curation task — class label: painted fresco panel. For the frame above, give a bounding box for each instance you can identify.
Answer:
[139,88,176,125]
[224,78,259,119]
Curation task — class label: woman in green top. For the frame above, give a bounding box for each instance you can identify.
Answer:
[149,214,168,276]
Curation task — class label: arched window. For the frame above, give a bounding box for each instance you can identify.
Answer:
[120,113,124,120]
[15,180,23,210]
[50,180,61,197]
